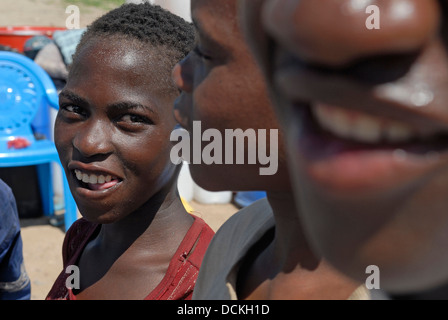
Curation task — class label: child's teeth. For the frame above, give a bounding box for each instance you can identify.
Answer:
[313,104,415,144]
[89,175,98,184]
[75,170,115,185]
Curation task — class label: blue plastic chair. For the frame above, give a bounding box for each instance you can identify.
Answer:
[0,51,77,231]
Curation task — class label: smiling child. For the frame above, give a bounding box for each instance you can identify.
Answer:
[46,3,214,300]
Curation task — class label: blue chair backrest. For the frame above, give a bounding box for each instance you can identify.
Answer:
[0,51,58,146]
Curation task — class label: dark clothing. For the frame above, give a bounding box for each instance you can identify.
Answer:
[0,179,31,300]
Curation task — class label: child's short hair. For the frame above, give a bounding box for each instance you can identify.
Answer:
[71,2,195,93]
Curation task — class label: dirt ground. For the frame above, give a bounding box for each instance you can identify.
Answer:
[1,0,113,27]
[3,0,240,300]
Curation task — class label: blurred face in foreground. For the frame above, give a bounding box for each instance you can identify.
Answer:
[172,0,289,192]
[240,0,448,293]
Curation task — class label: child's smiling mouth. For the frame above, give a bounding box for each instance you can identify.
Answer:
[74,169,119,191]
[73,168,122,192]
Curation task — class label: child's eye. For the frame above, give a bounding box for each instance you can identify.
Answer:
[117,114,153,132]
[193,46,212,61]
[60,104,87,118]
[121,114,149,123]
[63,105,82,113]
[117,114,154,132]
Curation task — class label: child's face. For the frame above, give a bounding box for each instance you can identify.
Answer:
[55,38,178,224]
[172,0,289,192]
[241,0,448,293]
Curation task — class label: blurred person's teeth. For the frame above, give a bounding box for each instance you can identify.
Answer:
[385,122,413,143]
[313,104,415,143]
[327,108,352,139]
[352,114,382,143]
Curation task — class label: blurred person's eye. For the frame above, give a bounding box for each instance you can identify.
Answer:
[193,46,212,61]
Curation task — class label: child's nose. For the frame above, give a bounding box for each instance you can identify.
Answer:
[73,122,113,159]
[263,0,440,67]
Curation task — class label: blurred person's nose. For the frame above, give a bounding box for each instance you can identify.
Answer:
[172,56,193,93]
[262,0,441,67]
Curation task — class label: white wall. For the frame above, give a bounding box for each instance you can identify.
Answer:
[151,0,191,21]
[126,0,191,22]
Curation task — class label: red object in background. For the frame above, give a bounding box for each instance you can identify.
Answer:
[7,137,31,149]
[0,26,66,53]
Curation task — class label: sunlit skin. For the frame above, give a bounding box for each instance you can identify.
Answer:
[171,0,289,193]
[172,0,360,299]
[54,38,193,299]
[240,0,448,296]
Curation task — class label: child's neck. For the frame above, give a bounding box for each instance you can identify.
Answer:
[76,185,194,297]
[99,187,191,251]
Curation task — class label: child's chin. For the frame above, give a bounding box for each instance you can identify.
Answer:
[81,211,121,225]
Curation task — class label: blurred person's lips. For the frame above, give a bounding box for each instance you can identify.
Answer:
[271,49,448,197]
[173,95,192,133]
[290,104,448,196]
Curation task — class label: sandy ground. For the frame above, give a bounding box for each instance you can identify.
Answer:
[1,0,114,27]
[3,0,240,300]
